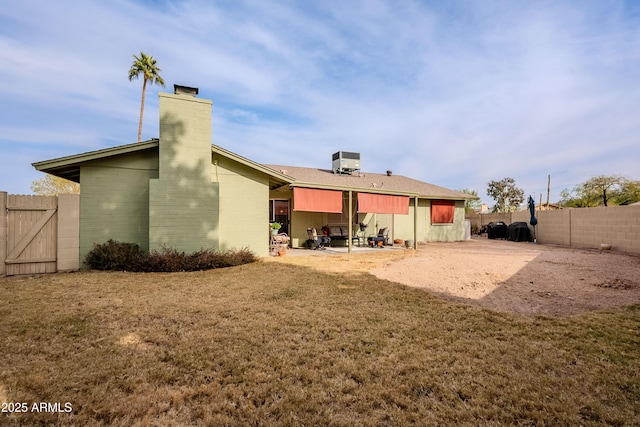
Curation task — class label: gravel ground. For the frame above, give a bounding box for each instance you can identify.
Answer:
[370,237,640,316]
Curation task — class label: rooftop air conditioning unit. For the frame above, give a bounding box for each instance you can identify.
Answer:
[332,151,360,175]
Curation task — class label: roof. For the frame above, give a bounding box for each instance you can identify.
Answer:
[32,139,159,182]
[264,164,474,200]
[32,140,293,189]
[33,142,473,200]
[212,145,292,189]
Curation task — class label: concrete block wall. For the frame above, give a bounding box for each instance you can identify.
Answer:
[510,211,528,222]
[535,209,570,246]
[466,212,512,232]
[569,205,639,253]
[57,194,79,271]
[466,205,640,254]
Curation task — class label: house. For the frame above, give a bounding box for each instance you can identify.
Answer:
[536,203,562,211]
[33,87,475,264]
[266,164,473,247]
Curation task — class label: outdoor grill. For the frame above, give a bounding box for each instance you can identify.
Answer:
[507,222,531,242]
[486,221,508,240]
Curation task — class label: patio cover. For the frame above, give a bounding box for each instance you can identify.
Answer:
[357,193,409,214]
[293,187,343,213]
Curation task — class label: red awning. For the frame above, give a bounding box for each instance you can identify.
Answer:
[431,200,455,223]
[357,193,409,214]
[293,187,343,213]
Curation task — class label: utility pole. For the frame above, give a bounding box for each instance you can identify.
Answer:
[546,175,551,210]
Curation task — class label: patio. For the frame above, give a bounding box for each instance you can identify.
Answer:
[276,244,408,257]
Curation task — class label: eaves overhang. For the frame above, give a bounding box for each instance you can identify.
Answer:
[32,139,159,183]
[211,145,294,189]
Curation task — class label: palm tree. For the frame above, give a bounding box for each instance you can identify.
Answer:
[128,52,165,142]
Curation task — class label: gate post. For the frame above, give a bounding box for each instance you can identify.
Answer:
[57,194,80,271]
[0,191,7,276]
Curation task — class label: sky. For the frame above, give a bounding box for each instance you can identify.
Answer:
[1,0,639,207]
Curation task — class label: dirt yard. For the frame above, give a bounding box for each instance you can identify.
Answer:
[273,238,640,316]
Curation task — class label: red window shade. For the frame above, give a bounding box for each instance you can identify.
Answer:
[357,193,409,214]
[293,187,343,213]
[431,200,455,224]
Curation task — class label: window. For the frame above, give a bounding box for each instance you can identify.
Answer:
[431,200,455,224]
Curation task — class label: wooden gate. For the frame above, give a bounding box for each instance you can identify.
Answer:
[4,194,58,275]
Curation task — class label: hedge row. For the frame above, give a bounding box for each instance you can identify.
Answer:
[85,240,257,272]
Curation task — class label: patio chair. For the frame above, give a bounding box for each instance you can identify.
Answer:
[272,233,290,245]
[378,227,390,245]
[306,228,330,250]
[367,227,389,248]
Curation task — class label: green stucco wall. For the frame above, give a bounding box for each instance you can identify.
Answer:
[391,199,465,243]
[390,207,414,242]
[79,150,158,265]
[423,200,466,242]
[291,210,325,248]
[214,156,270,257]
[149,92,219,253]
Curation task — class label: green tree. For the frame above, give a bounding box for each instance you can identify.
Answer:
[458,188,481,213]
[31,174,80,196]
[614,179,640,205]
[559,188,594,207]
[583,175,626,206]
[486,178,524,212]
[561,175,639,207]
[128,52,165,142]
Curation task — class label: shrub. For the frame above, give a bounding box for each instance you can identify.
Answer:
[84,241,256,272]
[187,248,225,271]
[141,247,187,272]
[85,240,145,271]
[215,248,257,267]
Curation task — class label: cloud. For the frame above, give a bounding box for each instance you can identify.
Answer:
[1,0,639,203]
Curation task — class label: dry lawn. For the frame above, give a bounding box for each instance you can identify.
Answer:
[0,246,639,426]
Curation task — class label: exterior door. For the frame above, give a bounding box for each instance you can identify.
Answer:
[270,199,290,235]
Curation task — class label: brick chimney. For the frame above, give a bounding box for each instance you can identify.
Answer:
[149,89,219,252]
